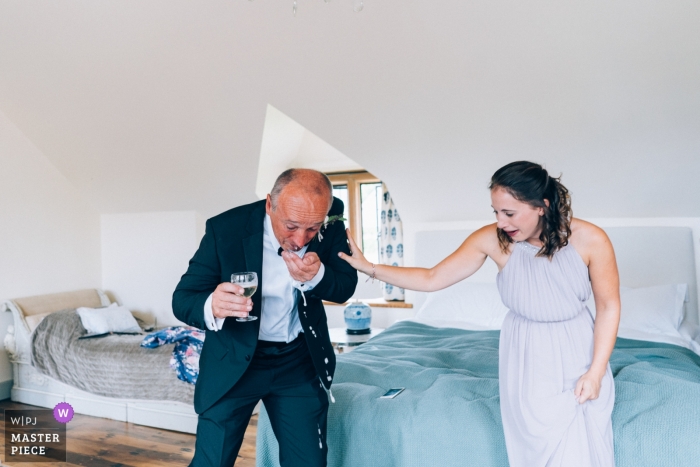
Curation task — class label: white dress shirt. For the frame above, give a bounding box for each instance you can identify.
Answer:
[203,214,325,342]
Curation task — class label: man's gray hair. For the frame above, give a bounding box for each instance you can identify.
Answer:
[270,169,333,210]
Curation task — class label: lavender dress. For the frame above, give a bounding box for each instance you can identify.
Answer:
[497,241,615,467]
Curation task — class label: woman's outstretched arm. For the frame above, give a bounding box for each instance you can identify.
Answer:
[338,224,497,293]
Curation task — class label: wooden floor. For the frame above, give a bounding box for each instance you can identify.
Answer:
[0,400,257,467]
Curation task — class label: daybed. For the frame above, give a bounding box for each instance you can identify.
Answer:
[2,289,198,434]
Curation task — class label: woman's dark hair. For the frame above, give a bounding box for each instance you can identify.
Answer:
[489,161,572,259]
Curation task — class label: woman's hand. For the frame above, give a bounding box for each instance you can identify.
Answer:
[574,371,602,404]
[338,229,373,275]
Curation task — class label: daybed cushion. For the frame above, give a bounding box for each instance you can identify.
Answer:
[13,289,104,316]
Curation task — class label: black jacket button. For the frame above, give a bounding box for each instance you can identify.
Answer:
[245,355,251,361]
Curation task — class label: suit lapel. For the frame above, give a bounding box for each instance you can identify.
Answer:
[306,196,343,256]
[242,203,266,319]
[242,234,263,278]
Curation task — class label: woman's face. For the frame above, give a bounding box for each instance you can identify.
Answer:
[490,187,545,244]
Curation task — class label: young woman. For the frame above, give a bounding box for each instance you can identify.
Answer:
[339,161,620,466]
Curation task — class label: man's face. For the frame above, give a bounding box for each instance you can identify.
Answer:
[266,189,330,252]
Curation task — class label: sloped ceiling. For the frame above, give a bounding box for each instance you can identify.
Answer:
[1,1,698,222]
[255,104,362,199]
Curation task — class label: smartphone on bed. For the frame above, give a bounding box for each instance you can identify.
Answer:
[380,388,405,399]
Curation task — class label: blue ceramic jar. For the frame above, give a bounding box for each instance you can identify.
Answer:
[344,301,372,335]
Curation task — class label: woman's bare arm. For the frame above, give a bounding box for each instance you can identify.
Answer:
[338,224,500,292]
[573,222,621,403]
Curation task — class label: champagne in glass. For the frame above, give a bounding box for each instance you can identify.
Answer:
[231,272,258,322]
[240,284,257,298]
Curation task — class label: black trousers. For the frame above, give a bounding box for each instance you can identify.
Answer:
[190,336,329,467]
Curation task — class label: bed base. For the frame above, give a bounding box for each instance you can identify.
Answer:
[10,362,198,433]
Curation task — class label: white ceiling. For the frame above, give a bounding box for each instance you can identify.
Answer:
[1,0,698,222]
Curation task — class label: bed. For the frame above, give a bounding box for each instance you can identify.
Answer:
[2,289,198,433]
[256,224,700,466]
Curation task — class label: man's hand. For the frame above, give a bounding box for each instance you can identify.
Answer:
[212,282,253,319]
[282,251,322,282]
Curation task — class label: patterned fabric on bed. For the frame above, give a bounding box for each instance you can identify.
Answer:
[141,327,205,384]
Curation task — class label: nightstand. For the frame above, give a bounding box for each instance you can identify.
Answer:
[329,327,385,354]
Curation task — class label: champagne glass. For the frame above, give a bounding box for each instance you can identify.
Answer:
[231,272,258,322]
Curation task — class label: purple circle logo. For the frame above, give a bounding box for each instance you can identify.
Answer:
[53,402,74,423]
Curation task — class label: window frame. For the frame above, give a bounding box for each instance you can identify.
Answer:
[327,171,381,253]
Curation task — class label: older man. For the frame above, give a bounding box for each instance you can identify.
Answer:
[173,169,357,467]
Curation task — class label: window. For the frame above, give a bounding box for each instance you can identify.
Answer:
[327,171,383,264]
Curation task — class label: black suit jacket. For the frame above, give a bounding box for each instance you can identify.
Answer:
[173,198,357,414]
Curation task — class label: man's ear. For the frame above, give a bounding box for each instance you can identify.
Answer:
[266,195,273,215]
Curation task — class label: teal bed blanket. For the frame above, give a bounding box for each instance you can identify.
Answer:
[256,321,700,467]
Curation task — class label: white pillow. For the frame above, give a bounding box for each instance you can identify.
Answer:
[77,304,142,335]
[415,282,509,330]
[620,284,687,337]
[587,284,687,339]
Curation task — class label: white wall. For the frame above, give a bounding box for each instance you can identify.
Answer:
[0,109,101,397]
[101,211,203,327]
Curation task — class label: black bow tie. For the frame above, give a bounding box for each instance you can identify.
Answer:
[278,247,284,256]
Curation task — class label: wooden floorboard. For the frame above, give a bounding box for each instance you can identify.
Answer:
[0,400,257,467]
